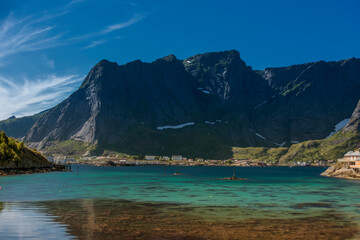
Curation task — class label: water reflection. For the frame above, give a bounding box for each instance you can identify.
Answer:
[0,202,74,239]
[0,199,359,239]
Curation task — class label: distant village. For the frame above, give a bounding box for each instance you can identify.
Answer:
[45,154,331,167]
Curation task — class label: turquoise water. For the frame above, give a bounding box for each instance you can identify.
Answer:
[1,165,360,238]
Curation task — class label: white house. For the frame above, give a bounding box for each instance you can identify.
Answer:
[172,155,183,161]
[53,155,67,165]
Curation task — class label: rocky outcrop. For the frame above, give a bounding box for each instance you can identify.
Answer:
[321,162,360,179]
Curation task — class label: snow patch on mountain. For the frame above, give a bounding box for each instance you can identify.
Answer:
[157,122,195,130]
[204,120,222,125]
[327,118,350,138]
[250,129,288,146]
[255,132,266,140]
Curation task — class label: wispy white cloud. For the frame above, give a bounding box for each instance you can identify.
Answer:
[83,39,107,49]
[68,0,85,6]
[0,5,146,118]
[0,9,146,58]
[0,74,84,120]
[102,14,145,33]
[75,14,145,49]
[0,14,63,61]
[42,54,55,69]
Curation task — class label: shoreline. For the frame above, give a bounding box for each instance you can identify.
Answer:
[0,165,69,176]
[69,159,329,168]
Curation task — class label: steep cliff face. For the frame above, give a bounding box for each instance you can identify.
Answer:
[343,99,360,133]
[25,50,268,157]
[252,58,360,145]
[183,50,273,108]
[26,57,200,145]
[12,50,360,157]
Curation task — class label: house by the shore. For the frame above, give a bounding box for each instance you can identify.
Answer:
[338,149,360,168]
[145,156,156,160]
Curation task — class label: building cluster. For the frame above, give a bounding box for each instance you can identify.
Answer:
[338,149,360,168]
[145,155,198,161]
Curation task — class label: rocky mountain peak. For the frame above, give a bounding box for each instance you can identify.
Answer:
[184,49,244,69]
[80,59,119,88]
[182,50,254,102]
[160,54,178,62]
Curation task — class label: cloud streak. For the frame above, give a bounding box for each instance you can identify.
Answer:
[0,14,64,61]
[102,14,145,33]
[75,14,145,47]
[0,9,146,59]
[83,39,107,49]
[0,74,84,120]
[0,4,146,119]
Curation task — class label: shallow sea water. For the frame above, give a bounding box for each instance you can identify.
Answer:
[0,165,360,239]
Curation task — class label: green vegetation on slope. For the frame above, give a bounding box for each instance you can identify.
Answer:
[0,131,50,168]
[232,147,288,163]
[42,140,96,156]
[232,131,360,163]
[279,131,360,163]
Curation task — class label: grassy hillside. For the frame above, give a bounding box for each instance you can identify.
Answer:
[279,131,360,163]
[232,147,288,163]
[0,131,50,168]
[42,140,97,156]
[232,131,360,163]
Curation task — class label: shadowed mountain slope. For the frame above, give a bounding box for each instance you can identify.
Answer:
[1,50,358,158]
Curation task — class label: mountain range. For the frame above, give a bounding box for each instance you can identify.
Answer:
[1,50,359,159]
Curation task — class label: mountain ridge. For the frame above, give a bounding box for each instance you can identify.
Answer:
[1,50,359,158]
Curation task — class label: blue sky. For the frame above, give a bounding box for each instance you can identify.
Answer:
[0,0,359,120]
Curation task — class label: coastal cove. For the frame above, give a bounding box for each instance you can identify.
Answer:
[1,165,360,239]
